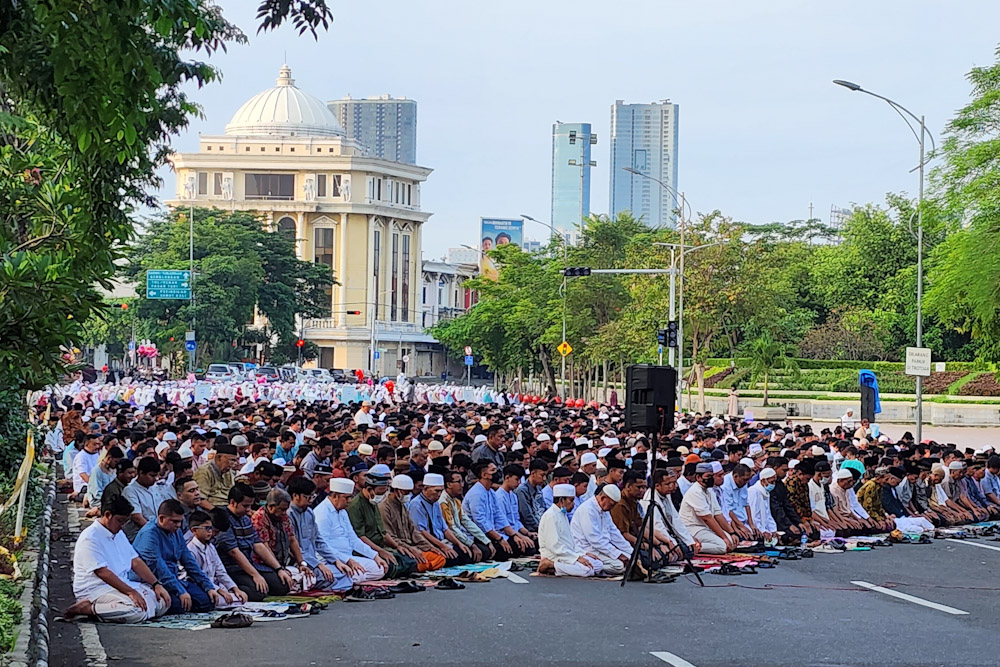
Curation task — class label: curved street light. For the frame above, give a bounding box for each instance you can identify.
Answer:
[833,79,936,443]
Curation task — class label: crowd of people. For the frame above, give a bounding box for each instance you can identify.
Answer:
[48,383,1000,623]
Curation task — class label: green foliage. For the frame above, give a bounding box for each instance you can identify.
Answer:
[743,331,799,405]
[118,208,334,365]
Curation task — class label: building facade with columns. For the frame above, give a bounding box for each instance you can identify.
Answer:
[167,66,434,373]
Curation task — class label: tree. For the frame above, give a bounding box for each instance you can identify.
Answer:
[744,331,799,406]
[928,43,1000,361]
[0,0,331,392]
[119,208,334,366]
[797,307,891,361]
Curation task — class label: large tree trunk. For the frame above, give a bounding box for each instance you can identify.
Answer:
[538,346,556,397]
[762,372,769,407]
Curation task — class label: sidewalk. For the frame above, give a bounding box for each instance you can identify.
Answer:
[47,493,96,667]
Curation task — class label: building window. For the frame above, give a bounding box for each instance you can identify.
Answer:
[401,234,410,322]
[317,174,327,198]
[290,147,295,152]
[245,147,250,152]
[197,172,208,195]
[376,178,382,201]
[207,145,212,150]
[314,228,334,317]
[245,173,294,200]
[390,232,399,321]
[331,174,341,197]
[213,173,223,196]
[277,217,296,240]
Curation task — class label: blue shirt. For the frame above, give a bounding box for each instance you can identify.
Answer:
[963,477,989,508]
[720,473,749,522]
[408,494,447,541]
[495,487,522,533]
[541,485,554,511]
[462,482,509,538]
[216,509,267,574]
[983,470,1000,500]
[62,444,79,474]
[133,521,214,597]
[274,444,296,463]
[287,503,327,568]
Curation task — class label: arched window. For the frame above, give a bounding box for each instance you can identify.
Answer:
[277,217,296,240]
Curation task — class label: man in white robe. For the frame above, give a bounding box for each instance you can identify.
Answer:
[538,484,603,577]
[570,485,632,575]
[641,468,700,556]
[747,468,778,541]
[314,478,387,583]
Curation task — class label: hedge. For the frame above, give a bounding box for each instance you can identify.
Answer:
[706,357,1000,373]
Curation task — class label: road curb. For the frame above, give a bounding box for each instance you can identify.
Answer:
[5,475,56,667]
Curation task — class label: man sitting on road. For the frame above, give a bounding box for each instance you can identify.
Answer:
[679,463,736,554]
[642,468,699,558]
[538,484,604,577]
[612,471,672,566]
[570,484,633,576]
[285,477,353,592]
[314,477,389,584]
[463,461,533,560]
[133,499,220,614]
[747,467,778,544]
[495,464,539,555]
[438,470,491,562]
[346,465,417,578]
[65,496,171,623]
[186,510,248,607]
[720,463,757,540]
[216,483,293,601]
[379,474,449,572]
[409,473,476,565]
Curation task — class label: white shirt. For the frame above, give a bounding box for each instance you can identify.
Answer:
[314,498,377,562]
[72,449,100,493]
[538,504,584,563]
[808,479,829,520]
[354,408,374,427]
[679,483,723,532]
[73,520,139,600]
[841,413,856,431]
[641,489,696,546]
[570,497,633,560]
[847,487,870,520]
[677,476,693,496]
[747,481,776,533]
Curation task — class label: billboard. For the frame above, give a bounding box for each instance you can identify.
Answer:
[480,217,523,280]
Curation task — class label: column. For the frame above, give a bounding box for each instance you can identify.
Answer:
[337,212,348,327]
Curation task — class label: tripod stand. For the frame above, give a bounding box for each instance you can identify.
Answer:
[620,421,704,587]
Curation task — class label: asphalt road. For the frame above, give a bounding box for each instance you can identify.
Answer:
[81,536,1000,667]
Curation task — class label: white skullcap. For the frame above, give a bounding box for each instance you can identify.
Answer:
[811,446,825,457]
[474,434,488,444]
[601,484,621,503]
[435,429,448,437]
[739,457,754,468]
[710,461,723,474]
[358,444,374,456]
[424,473,445,487]
[603,437,621,446]
[580,452,598,466]
[178,444,193,459]
[553,483,575,498]
[575,437,592,447]
[537,433,551,442]
[748,443,763,455]
[597,448,612,458]
[788,459,800,469]
[835,469,854,480]
[539,411,549,419]
[163,432,177,442]
[948,461,966,471]
[428,441,444,452]
[677,446,690,455]
[231,434,248,447]
[329,478,355,494]
[511,443,523,452]
[760,468,777,480]
[155,442,170,454]
[302,429,317,440]
[273,457,287,467]
[391,475,414,491]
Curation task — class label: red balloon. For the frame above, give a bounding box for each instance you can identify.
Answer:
[553,396,562,404]
[589,400,599,409]
[386,380,395,394]
[575,398,585,408]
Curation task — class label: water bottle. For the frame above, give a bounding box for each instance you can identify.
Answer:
[800,532,808,549]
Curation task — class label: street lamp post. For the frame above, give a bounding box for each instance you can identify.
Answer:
[624,167,693,410]
[521,214,569,400]
[184,177,196,373]
[834,79,935,444]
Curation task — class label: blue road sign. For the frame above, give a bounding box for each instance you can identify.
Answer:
[658,344,663,355]
[128,341,135,351]
[185,340,196,352]
[464,355,474,366]
[374,350,381,360]
[146,270,191,300]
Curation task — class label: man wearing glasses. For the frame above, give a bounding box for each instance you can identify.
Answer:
[185,509,248,607]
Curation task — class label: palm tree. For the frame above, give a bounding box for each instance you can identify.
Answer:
[745,332,800,406]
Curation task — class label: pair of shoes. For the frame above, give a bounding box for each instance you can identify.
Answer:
[345,586,394,602]
[712,563,742,576]
[778,550,801,561]
[388,581,426,594]
[435,578,466,590]
[645,571,676,584]
[455,571,489,583]
[211,612,254,628]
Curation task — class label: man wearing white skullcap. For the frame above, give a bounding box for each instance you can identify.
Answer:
[313,477,387,584]
[569,483,633,575]
[747,468,778,542]
[579,451,599,502]
[379,475,448,572]
[679,462,735,554]
[538,484,603,577]
[408,472,474,565]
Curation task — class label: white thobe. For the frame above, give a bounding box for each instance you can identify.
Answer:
[538,505,602,577]
[640,489,696,547]
[570,497,633,561]
[747,482,777,533]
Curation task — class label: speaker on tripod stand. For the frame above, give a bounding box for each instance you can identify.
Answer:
[625,364,677,435]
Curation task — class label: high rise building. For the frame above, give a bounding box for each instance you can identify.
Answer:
[551,122,597,235]
[609,100,679,228]
[328,95,417,164]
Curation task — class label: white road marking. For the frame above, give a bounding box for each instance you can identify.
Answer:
[79,622,109,667]
[650,651,697,666]
[947,538,1000,552]
[851,580,969,615]
[505,572,529,584]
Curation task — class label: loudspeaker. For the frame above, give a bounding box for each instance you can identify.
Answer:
[625,364,677,434]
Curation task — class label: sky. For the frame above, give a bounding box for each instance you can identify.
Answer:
[160,0,1000,258]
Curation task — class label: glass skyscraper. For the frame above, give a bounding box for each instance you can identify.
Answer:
[328,95,417,164]
[609,100,679,228]
[551,122,596,237]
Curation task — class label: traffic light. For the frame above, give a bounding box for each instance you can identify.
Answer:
[561,267,592,277]
[666,320,678,347]
[296,339,305,348]
[345,310,361,315]
[657,329,667,345]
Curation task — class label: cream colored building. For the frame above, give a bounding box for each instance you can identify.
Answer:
[167,66,435,373]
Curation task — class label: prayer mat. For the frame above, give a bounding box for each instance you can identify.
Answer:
[130,602,308,631]
[421,560,511,579]
[530,572,624,581]
[265,594,343,604]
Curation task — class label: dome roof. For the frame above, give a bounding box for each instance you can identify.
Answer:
[225,65,345,138]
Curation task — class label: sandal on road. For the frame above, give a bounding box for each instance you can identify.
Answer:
[211,613,254,629]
